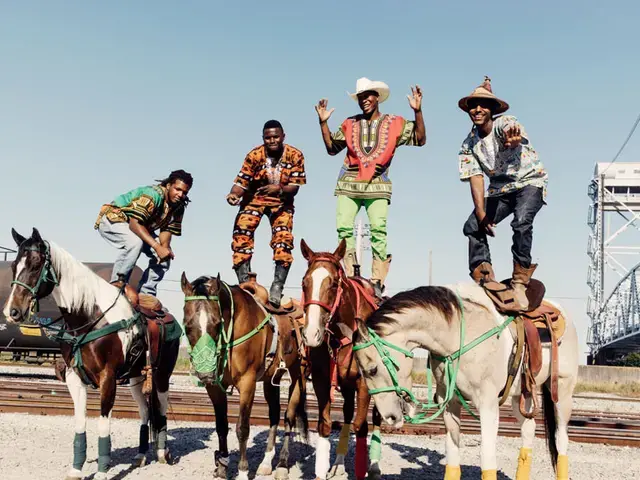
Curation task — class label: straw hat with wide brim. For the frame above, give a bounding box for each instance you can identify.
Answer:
[348,77,390,104]
[458,76,509,114]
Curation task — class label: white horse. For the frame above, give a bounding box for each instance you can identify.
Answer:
[3,228,180,480]
[352,282,579,480]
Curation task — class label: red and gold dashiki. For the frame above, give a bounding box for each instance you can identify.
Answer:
[329,114,418,201]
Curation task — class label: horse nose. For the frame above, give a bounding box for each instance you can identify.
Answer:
[10,308,21,321]
[386,413,398,426]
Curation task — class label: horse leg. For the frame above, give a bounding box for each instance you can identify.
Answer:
[150,341,180,465]
[129,375,150,467]
[275,370,307,480]
[367,407,383,480]
[351,382,371,480]
[511,395,535,480]
[328,386,354,478]
[205,385,230,479]
[311,373,333,480]
[544,377,574,480]
[236,375,257,480]
[94,372,117,480]
[64,368,88,480]
[442,400,462,480]
[478,400,500,480]
[257,379,280,477]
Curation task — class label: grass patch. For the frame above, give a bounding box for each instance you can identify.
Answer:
[573,381,640,398]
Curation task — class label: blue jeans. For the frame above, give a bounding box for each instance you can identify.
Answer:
[97,216,170,296]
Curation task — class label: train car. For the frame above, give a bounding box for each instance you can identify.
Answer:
[0,261,142,363]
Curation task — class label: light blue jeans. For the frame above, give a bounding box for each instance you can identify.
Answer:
[97,216,170,296]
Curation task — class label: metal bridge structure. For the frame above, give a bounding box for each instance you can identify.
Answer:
[587,162,640,363]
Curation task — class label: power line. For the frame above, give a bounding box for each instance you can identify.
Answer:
[601,110,640,175]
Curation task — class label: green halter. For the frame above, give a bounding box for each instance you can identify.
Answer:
[353,292,515,424]
[184,281,271,387]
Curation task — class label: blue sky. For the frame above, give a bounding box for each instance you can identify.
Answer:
[2,1,639,364]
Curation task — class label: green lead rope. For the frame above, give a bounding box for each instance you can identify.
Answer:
[184,281,272,388]
[353,292,515,424]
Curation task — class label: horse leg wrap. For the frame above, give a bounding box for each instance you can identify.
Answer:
[355,436,368,479]
[138,424,149,453]
[156,416,168,451]
[444,465,461,480]
[515,447,532,480]
[72,432,87,471]
[556,455,569,480]
[481,469,497,480]
[336,423,350,456]
[369,427,382,463]
[315,436,331,479]
[98,436,111,473]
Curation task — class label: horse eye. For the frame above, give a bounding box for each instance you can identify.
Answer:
[367,365,378,377]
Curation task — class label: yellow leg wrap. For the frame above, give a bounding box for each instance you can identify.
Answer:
[556,454,569,480]
[481,469,497,480]
[336,423,350,456]
[444,465,461,480]
[515,447,533,480]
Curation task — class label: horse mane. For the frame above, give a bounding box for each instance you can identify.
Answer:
[366,286,462,335]
[48,241,119,316]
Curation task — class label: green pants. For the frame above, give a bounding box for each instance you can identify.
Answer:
[336,195,389,260]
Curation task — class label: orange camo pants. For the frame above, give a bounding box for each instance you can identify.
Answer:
[232,203,295,267]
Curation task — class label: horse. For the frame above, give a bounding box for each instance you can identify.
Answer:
[351,282,580,480]
[299,238,383,480]
[180,272,309,480]
[2,228,181,480]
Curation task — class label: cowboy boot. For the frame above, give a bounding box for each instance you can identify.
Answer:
[343,248,357,277]
[269,262,291,308]
[234,261,251,284]
[511,261,537,311]
[371,254,392,298]
[470,262,497,285]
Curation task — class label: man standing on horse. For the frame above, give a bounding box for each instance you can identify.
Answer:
[95,169,193,296]
[458,76,548,311]
[315,77,426,297]
[226,119,306,308]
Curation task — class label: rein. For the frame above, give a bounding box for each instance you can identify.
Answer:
[184,281,272,388]
[352,292,515,424]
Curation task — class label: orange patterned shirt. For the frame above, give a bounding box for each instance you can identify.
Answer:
[234,144,306,207]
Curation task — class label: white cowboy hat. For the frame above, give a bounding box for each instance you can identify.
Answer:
[348,77,390,103]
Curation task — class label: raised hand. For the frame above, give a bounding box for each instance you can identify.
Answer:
[226,193,241,206]
[315,99,335,123]
[407,85,423,111]
[504,125,522,149]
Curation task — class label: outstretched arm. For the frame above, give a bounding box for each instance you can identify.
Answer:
[407,85,426,146]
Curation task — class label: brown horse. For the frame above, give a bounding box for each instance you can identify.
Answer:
[300,238,383,480]
[180,272,309,480]
[3,228,181,480]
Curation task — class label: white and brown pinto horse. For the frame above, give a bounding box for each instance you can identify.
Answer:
[352,282,579,480]
[300,238,383,480]
[3,228,180,480]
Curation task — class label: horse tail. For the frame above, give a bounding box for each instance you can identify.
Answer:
[541,381,558,471]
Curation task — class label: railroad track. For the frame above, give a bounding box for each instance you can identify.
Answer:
[1,380,639,447]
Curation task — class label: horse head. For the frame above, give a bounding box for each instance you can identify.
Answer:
[181,271,229,384]
[3,227,59,323]
[299,238,347,347]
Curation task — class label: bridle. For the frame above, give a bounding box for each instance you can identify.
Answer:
[10,241,59,318]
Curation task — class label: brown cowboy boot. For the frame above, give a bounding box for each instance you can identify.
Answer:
[511,262,537,311]
[371,254,392,298]
[343,248,357,277]
[470,262,496,285]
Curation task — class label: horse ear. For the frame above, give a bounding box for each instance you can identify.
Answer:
[300,238,313,261]
[334,238,347,260]
[181,271,193,295]
[31,227,43,243]
[11,228,26,246]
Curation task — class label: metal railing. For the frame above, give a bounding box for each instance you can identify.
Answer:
[1,245,17,262]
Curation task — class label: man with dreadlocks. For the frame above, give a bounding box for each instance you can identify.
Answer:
[94,169,193,296]
[226,119,306,308]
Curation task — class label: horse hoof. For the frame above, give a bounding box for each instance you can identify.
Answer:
[368,464,382,480]
[236,470,249,480]
[133,453,147,467]
[328,464,346,478]
[157,449,173,465]
[274,467,289,480]
[257,464,273,476]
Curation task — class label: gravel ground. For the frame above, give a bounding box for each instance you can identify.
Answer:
[0,412,638,479]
